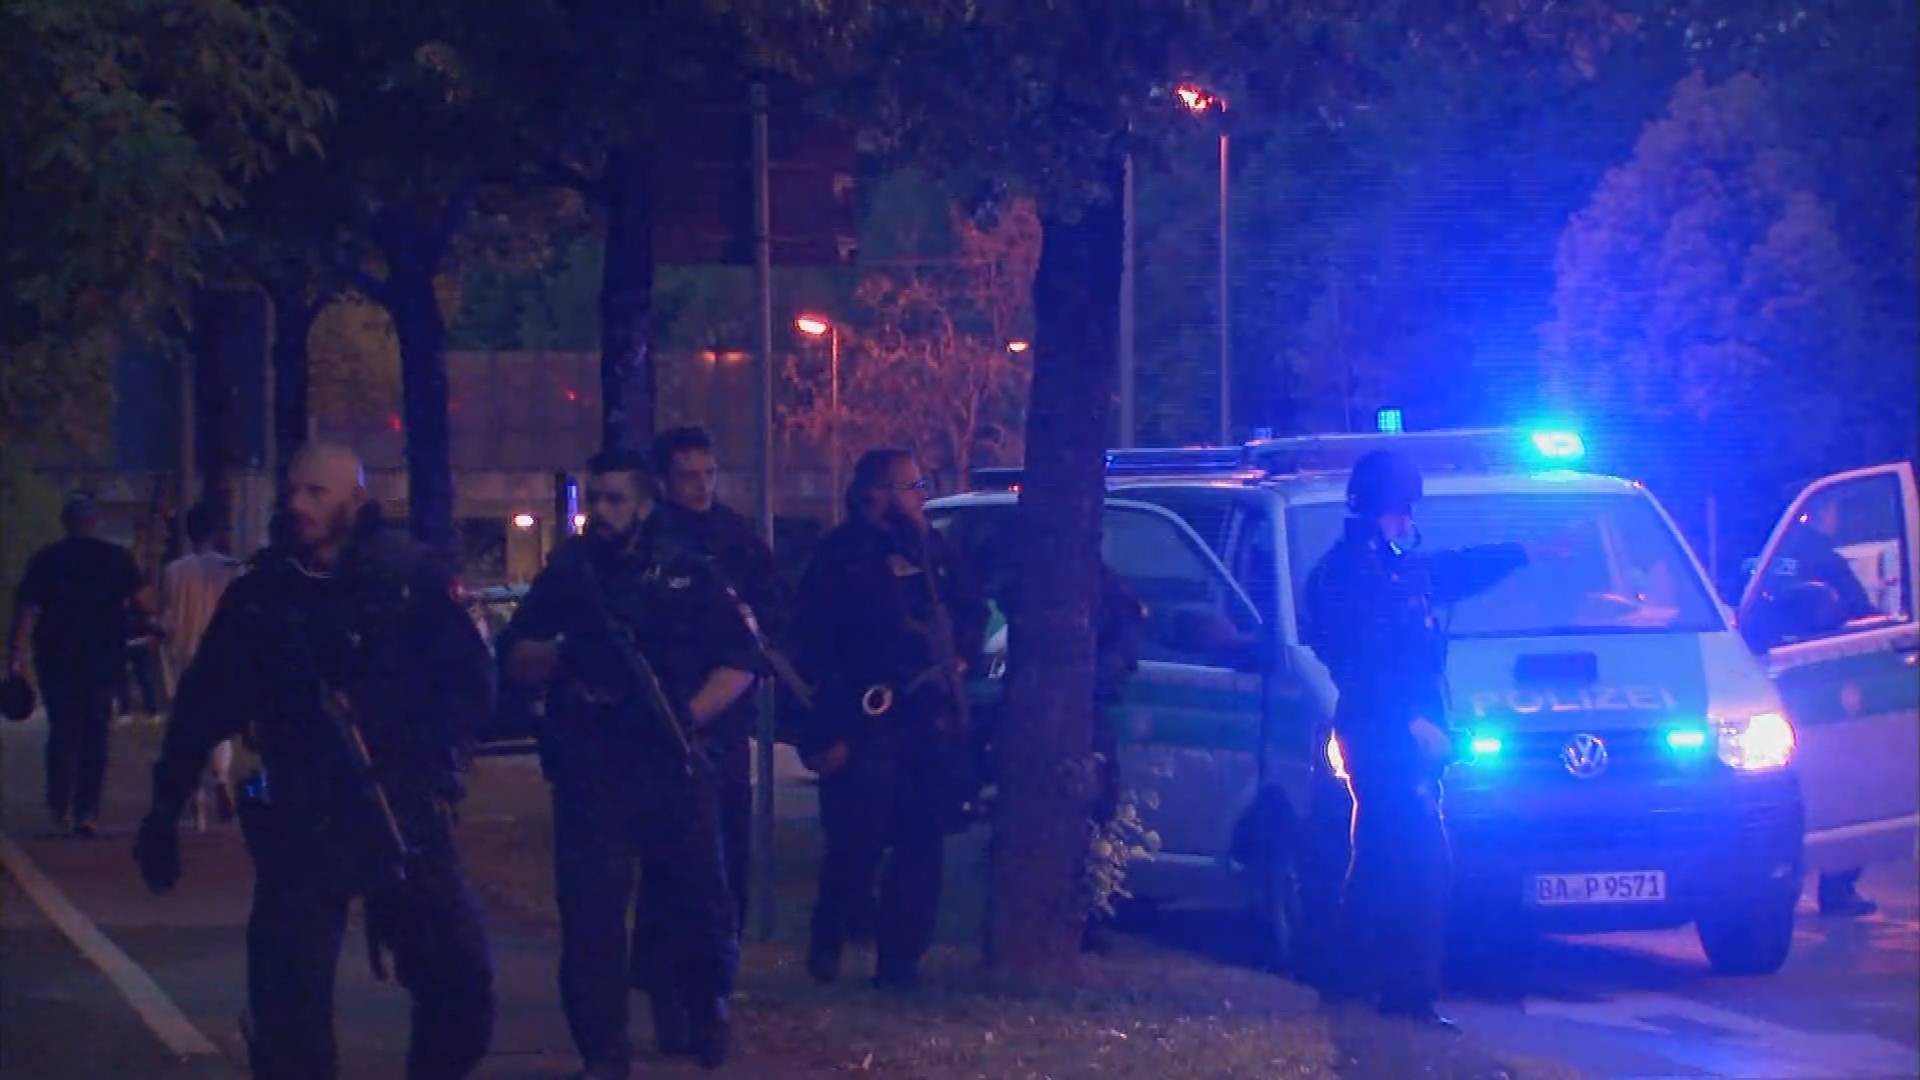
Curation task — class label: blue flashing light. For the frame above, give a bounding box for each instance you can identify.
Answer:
[1664,728,1708,752]
[1376,407,1405,434]
[1529,430,1585,461]
[1468,734,1504,759]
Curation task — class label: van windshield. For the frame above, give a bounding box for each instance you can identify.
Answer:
[1287,492,1724,638]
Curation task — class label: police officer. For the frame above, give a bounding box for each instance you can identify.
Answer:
[793,449,986,989]
[644,426,785,923]
[1303,450,1537,1027]
[628,426,786,1049]
[133,444,496,1079]
[499,448,754,1078]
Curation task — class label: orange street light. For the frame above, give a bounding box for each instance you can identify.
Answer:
[1176,83,1224,113]
[796,314,844,521]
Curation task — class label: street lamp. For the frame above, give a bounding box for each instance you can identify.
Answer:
[795,314,843,522]
[1176,82,1231,445]
[1005,339,1031,354]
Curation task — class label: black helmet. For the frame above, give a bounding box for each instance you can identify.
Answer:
[0,675,36,723]
[1347,450,1423,516]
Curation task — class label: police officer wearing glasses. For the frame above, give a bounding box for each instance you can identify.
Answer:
[792,449,985,990]
[1304,450,1542,1028]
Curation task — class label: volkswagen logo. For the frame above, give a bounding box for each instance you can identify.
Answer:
[1561,733,1609,779]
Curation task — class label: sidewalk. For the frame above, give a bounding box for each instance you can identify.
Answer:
[3,713,1556,1078]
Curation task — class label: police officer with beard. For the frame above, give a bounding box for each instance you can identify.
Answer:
[1304,450,1544,1027]
[794,449,986,990]
[499,448,754,1078]
[134,444,496,1079]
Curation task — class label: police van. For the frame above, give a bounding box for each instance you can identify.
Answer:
[929,427,1919,976]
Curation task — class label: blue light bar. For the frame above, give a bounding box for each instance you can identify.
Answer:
[1529,430,1585,460]
[1665,728,1708,751]
[1469,734,1503,758]
[1376,407,1404,434]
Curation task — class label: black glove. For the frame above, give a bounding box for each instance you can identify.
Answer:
[133,814,181,894]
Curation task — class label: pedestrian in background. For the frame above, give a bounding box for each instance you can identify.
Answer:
[160,501,243,826]
[8,492,153,836]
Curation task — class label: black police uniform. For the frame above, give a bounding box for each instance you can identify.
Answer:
[792,518,985,988]
[139,522,496,1079]
[497,519,751,1076]
[1305,513,1526,1015]
[638,501,785,929]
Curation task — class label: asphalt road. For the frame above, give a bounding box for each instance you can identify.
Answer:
[1446,860,1919,1078]
[4,713,1915,1079]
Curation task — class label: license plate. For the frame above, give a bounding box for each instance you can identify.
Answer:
[1529,871,1667,906]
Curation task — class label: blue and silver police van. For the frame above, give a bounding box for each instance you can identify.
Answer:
[931,427,1919,976]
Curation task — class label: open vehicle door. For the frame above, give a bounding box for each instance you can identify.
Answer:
[1739,463,1920,870]
[1099,500,1266,874]
[933,498,1265,874]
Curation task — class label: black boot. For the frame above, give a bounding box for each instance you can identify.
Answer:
[649,991,693,1058]
[806,936,841,985]
[1818,871,1878,918]
[689,995,731,1070]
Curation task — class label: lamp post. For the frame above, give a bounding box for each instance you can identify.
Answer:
[1177,84,1230,445]
[795,315,841,522]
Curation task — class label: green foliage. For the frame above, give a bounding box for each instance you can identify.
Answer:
[1082,783,1163,919]
[1545,73,1870,472]
[0,0,327,447]
[0,450,63,631]
[449,232,605,352]
[780,196,1037,491]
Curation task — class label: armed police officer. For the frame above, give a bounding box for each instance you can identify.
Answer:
[1304,450,1542,1027]
[627,427,787,1045]
[645,427,785,916]
[133,444,496,1079]
[793,449,985,990]
[499,448,754,1078]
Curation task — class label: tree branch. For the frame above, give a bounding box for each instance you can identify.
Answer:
[430,182,478,255]
[331,252,388,304]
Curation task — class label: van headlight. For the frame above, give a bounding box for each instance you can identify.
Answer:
[1325,732,1349,782]
[1714,711,1795,771]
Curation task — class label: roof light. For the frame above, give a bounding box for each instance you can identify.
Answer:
[1375,407,1404,434]
[1529,430,1585,461]
[1469,734,1504,759]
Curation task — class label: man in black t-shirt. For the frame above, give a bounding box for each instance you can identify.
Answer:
[8,493,152,835]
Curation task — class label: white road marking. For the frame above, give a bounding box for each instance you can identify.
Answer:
[1521,992,1919,1079]
[0,833,219,1057]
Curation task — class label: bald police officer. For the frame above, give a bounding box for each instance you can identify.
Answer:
[135,444,496,1078]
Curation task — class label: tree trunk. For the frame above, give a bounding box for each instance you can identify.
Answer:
[268,285,318,491]
[989,162,1125,980]
[599,142,656,453]
[387,261,454,552]
[189,292,233,516]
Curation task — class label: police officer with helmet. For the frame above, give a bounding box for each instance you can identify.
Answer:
[498,447,754,1078]
[1304,449,1545,1026]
